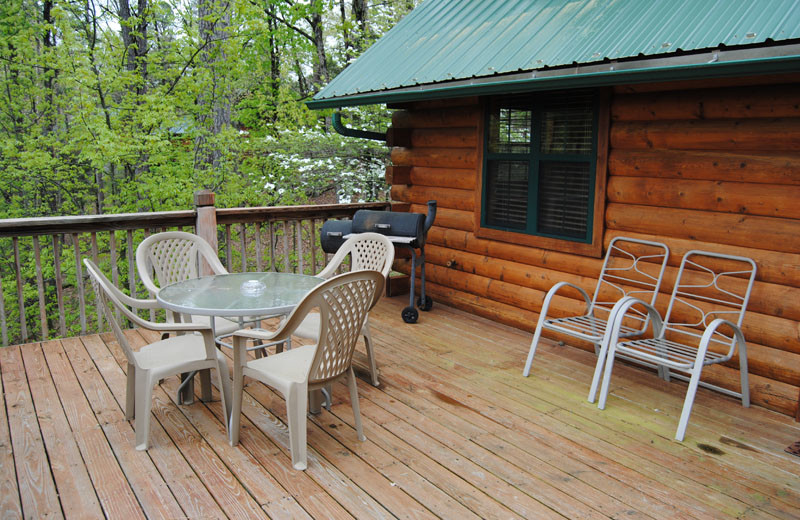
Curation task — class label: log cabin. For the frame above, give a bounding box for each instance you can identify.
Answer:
[308,0,800,419]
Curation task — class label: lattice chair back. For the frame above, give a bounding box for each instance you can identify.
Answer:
[660,250,757,355]
[136,231,227,296]
[590,236,671,324]
[280,270,384,383]
[317,232,394,281]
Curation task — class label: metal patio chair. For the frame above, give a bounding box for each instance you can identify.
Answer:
[523,237,670,399]
[228,270,385,470]
[85,259,231,450]
[595,250,757,441]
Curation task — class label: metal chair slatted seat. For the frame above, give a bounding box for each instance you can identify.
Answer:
[523,236,670,399]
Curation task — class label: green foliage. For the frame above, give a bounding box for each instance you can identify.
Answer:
[0,0,419,345]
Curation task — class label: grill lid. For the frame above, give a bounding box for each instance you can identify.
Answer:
[352,210,425,242]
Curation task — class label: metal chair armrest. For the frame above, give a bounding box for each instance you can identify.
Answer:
[545,281,593,313]
[700,318,746,360]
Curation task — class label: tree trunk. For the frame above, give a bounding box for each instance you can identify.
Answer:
[339,0,353,63]
[195,0,232,172]
[309,8,328,92]
[352,0,369,53]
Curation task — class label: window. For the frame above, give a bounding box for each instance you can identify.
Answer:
[481,90,598,243]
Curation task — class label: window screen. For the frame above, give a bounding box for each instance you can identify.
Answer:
[482,90,597,242]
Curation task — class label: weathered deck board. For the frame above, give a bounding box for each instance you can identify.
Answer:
[2,296,799,519]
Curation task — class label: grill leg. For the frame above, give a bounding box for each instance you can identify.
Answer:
[408,246,416,309]
[419,246,426,304]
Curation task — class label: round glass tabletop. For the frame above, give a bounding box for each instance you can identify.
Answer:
[156,272,323,317]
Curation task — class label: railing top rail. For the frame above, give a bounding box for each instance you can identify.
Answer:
[0,202,391,237]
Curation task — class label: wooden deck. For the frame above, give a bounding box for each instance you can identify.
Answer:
[2,295,799,519]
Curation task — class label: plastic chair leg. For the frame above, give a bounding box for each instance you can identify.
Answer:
[362,321,380,386]
[347,368,366,442]
[229,367,244,446]
[286,383,308,470]
[134,370,154,451]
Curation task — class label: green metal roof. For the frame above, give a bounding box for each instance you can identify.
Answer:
[309,0,800,108]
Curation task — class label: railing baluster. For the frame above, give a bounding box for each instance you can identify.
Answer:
[296,220,304,274]
[239,223,247,272]
[255,223,263,272]
[0,260,8,346]
[0,201,388,345]
[72,233,87,335]
[310,219,317,275]
[90,232,105,329]
[225,224,232,271]
[12,238,28,342]
[126,230,136,325]
[32,236,49,340]
[282,221,289,273]
[53,235,66,337]
[268,221,275,272]
[110,231,121,325]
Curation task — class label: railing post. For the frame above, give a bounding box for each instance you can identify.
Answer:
[195,190,218,276]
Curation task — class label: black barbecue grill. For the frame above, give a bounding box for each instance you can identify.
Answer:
[320,200,437,323]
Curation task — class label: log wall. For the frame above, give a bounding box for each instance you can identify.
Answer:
[387,78,800,418]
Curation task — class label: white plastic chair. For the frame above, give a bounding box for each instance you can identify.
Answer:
[595,250,757,441]
[228,270,385,470]
[136,231,249,336]
[84,259,232,451]
[523,237,669,396]
[293,232,394,386]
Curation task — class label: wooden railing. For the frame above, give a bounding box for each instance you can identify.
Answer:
[0,191,390,346]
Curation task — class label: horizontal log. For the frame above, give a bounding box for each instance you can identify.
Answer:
[396,259,586,320]
[612,84,800,121]
[386,127,411,148]
[391,147,477,169]
[390,202,411,213]
[608,149,800,185]
[407,127,477,149]
[392,107,480,129]
[420,243,800,358]
[410,167,476,190]
[385,165,411,185]
[409,204,473,232]
[607,177,800,219]
[412,276,799,416]
[424,244,595,295]
[604,230,800,290]
[391,185,474,211]
[612,72,800,94]
[427,227,605,279]
[605,203,800,254]
[610,119,800,151]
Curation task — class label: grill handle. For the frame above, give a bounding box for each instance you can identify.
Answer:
[374,223,391,231]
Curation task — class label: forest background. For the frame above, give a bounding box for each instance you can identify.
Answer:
[0,0,419,219]
[0,0,419,345]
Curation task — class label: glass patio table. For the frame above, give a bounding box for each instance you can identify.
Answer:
[157,272,323,403]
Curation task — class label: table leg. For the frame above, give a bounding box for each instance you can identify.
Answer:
[178,371,196,404]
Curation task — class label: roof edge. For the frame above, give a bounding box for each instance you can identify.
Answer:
[307,43,800,109]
